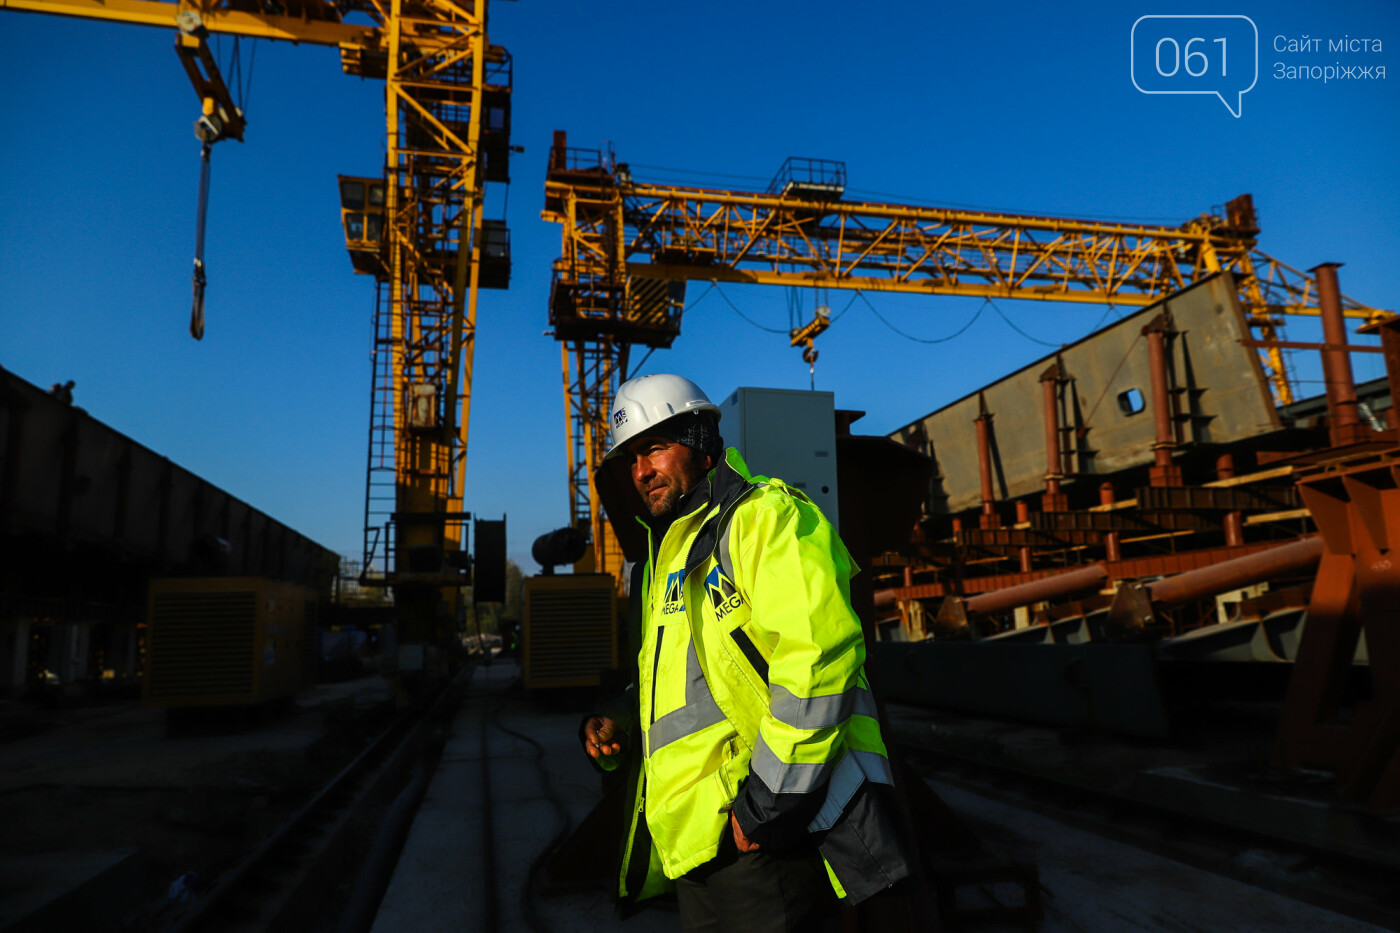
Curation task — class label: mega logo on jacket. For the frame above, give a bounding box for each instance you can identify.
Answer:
[705,565,744,619]
[662,569,686,614]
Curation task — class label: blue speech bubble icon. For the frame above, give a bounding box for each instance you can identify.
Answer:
[1131,15,1258,118]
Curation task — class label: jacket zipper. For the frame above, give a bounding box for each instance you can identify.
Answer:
[621,774,648,898]
[649,625,664,727]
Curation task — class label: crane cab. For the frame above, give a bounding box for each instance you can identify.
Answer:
[338,174,509,287]
[338,175,387,276]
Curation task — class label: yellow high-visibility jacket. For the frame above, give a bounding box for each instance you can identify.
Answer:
[603,448,910,905]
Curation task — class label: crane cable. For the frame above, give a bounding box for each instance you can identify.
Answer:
[188,37,256,341]
[190,141,212,340]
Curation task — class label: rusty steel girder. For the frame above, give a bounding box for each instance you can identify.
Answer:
[1029,509,1212,534]
[1274,448,1400,809]
[1134,484,1302,512]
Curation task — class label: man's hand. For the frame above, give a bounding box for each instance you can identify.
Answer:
[583,715,626,760]
[731,811,761,853]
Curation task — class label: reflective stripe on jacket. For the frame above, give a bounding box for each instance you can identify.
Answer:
[616,448,911,904]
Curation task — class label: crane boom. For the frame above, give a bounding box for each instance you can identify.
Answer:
[543,137,1389,582]
[0,0,374,45]
[7,0,513,650]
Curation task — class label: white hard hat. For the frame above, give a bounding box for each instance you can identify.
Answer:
[603,373,721,461]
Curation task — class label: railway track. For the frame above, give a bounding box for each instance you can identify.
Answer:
[155,672,467,933]
[895,729,1400,932]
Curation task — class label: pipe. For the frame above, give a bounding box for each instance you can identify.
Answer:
[1216,453,1244,547]
[1040,364,1066,511]
[975,409,998,528]
[1100,481,1122,562]
[1042,369,1061,495]
[1143,317,1180,485]
[1148,536,1323,607]
[1016,500,1032,573]
[1313,262,1363,446]
[964,563,1109,616]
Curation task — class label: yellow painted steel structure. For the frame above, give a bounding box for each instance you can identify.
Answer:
[543,143,1388,582]
[5,0,510,642]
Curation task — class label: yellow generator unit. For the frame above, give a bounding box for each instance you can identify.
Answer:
[522,574,618,689]
[145,577,316,709]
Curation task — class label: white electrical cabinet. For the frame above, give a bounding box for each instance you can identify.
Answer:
[718,387,839,530]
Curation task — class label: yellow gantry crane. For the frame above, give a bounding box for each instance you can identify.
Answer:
[542,135,1386,583]
[5,0,512,644]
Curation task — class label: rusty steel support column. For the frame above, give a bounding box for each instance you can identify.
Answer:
[1358,314,1400,429]
[1100,482,1122,562]
[1039,363,1068,512]
[1216,452,1245,547]
[1276,451,1400,808]
[1015,500,1032,573]
[975,395,1000,529]
[1144,314,1182,486]
[1313,263,1367,446]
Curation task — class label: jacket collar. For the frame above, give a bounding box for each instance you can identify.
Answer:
[636,449,760,570]
[682,449,761,580]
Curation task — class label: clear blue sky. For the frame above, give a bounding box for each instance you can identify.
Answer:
[2,0,1397,573]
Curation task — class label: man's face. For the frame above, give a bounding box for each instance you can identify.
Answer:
[626,435,712,519]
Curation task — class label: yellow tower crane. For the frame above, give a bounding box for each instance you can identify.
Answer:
[542,135,1388,585]
[3,0,513,648]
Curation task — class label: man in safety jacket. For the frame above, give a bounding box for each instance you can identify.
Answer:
[583,373,911,931]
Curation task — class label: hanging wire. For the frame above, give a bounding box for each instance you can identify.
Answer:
[626,282,717,379]
[785,285,802,331]
[211,35,257,115]
[986,298,1064,348]
[1088,303,1118,331]
[240,39,258,114]
[714,283,789,334]
[1079,333,1147,426]
[829,290,860,323]
[856,290,986,344]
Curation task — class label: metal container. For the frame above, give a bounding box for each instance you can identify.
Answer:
[522,574,618,689]
[719,386,840,529]
[144,577,315,708]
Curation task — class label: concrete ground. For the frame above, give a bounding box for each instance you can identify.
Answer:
[371,659,1393,933]
[0,675,392,931]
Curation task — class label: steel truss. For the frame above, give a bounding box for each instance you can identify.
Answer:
[543,145,1388,581]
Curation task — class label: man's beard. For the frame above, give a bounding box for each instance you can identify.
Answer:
[642,477,684,519]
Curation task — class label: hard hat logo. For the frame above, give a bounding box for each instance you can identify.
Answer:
[603,373,721,462]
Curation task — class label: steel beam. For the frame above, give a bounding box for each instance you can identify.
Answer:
[1134,484,1301,512]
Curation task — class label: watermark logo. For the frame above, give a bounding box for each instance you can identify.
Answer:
[1131,15,1258,117]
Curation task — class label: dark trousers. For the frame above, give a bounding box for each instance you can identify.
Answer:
[675,826,839,933]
